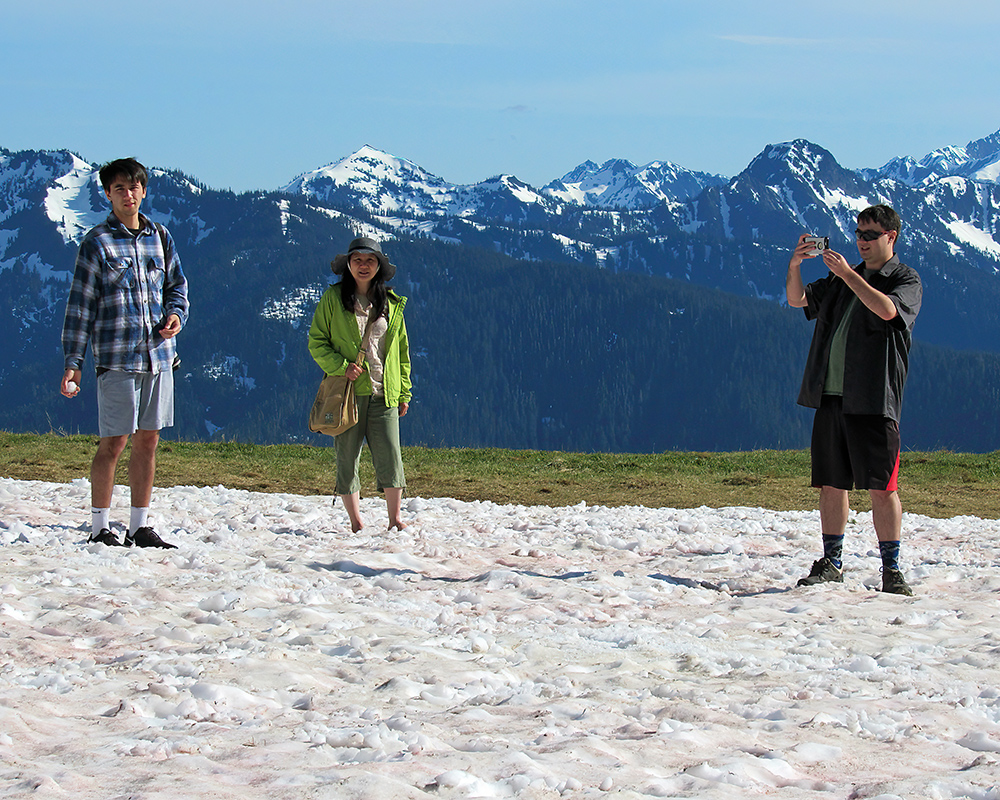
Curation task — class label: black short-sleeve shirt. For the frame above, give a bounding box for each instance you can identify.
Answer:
[797,255,922,422]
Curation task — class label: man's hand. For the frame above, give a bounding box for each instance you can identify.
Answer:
[789,234,821,269]
[823,249,898,321]
[160,314,182,339]
[822,249,854,279]
[61,369,81,398]
[786,234,817,308]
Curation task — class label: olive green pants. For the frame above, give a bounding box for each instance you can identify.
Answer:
[334,394,406,495]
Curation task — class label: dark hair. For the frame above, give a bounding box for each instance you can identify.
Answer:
[99,157,148,193]
[338,263,392,320]
[858,204,901,241]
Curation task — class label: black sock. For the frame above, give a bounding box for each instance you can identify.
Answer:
[822,535,844,569]
[879,540,901,572]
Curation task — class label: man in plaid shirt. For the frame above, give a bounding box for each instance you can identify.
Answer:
[61,157,189,549]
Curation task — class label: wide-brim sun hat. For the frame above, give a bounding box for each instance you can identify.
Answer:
[331,236,396,280]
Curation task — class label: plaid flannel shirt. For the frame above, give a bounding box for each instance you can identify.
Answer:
[62,212,189,373]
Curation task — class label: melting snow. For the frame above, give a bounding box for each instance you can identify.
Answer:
[1,477,999,798]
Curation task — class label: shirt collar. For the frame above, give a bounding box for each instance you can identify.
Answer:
[856,254,900,276]
[106,211,154,237]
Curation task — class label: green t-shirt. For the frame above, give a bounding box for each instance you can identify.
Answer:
[824,269,877,396]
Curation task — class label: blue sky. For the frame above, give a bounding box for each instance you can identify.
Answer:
[4,0,999,193]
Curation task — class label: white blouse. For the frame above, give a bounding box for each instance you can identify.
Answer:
[354,295,389,397]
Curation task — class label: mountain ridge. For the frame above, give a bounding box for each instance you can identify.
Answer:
[2,131,1000,452]
[278,129,1000,212]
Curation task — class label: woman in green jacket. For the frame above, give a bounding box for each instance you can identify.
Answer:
[308,237,412,531]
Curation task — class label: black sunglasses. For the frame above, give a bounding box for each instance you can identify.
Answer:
[855,229,888,241]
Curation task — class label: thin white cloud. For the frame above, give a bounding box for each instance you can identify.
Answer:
[717,34,826,46]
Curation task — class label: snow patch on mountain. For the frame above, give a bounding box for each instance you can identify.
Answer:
[946,219,1000,262]
[187,215,214,244]
[374,215,461,245]
[43,154,105,245]
[0,250,64,283]
[0,228,16,254]
[262,285,326,324]
[719,192,733,239]
[308,205,394,244]
[203,354,256,392]
[277,198,299,238]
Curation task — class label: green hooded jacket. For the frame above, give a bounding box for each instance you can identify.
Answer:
[308,288,411,407]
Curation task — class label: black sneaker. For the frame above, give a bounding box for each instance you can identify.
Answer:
[125,526,178,549]
[88,528,125,546]
[881,568,914,596]
[796,557,844,586]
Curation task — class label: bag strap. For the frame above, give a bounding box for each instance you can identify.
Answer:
[155,224,183,372]
[353,313,377,367]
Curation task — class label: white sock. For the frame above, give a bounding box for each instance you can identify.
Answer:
[92,508,111,537]
[129,506,149,536]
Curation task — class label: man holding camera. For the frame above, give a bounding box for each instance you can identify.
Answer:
[785,204,922,595]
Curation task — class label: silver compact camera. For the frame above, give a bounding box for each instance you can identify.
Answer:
[804,235,829,256]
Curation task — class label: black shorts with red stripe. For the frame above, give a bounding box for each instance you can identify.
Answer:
[810,395,900,491]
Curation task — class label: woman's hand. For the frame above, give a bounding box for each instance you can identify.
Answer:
[399,401,409,418]
[345,363,364,381]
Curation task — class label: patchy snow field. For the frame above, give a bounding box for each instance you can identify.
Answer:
[1,477,998,799]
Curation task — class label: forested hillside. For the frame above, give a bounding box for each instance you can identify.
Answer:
[7,220,996,453]
[3,155,999,454]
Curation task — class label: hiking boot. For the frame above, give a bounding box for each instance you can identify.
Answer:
[881,568,914,596]
[796,557,844,586]
[125,527,178,549]
[88,528,124,546]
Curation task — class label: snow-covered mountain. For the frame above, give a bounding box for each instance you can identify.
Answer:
[275,137,1000,307]
[281,146,727,220]
[281,145,563,223]
[3,131,1000,451]
[543,158,726,209]
[10,133,1000,287]
[864,130,1000,186]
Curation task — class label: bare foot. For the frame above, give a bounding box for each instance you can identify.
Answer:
[350,519,365,533]
[388,520,408,531]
